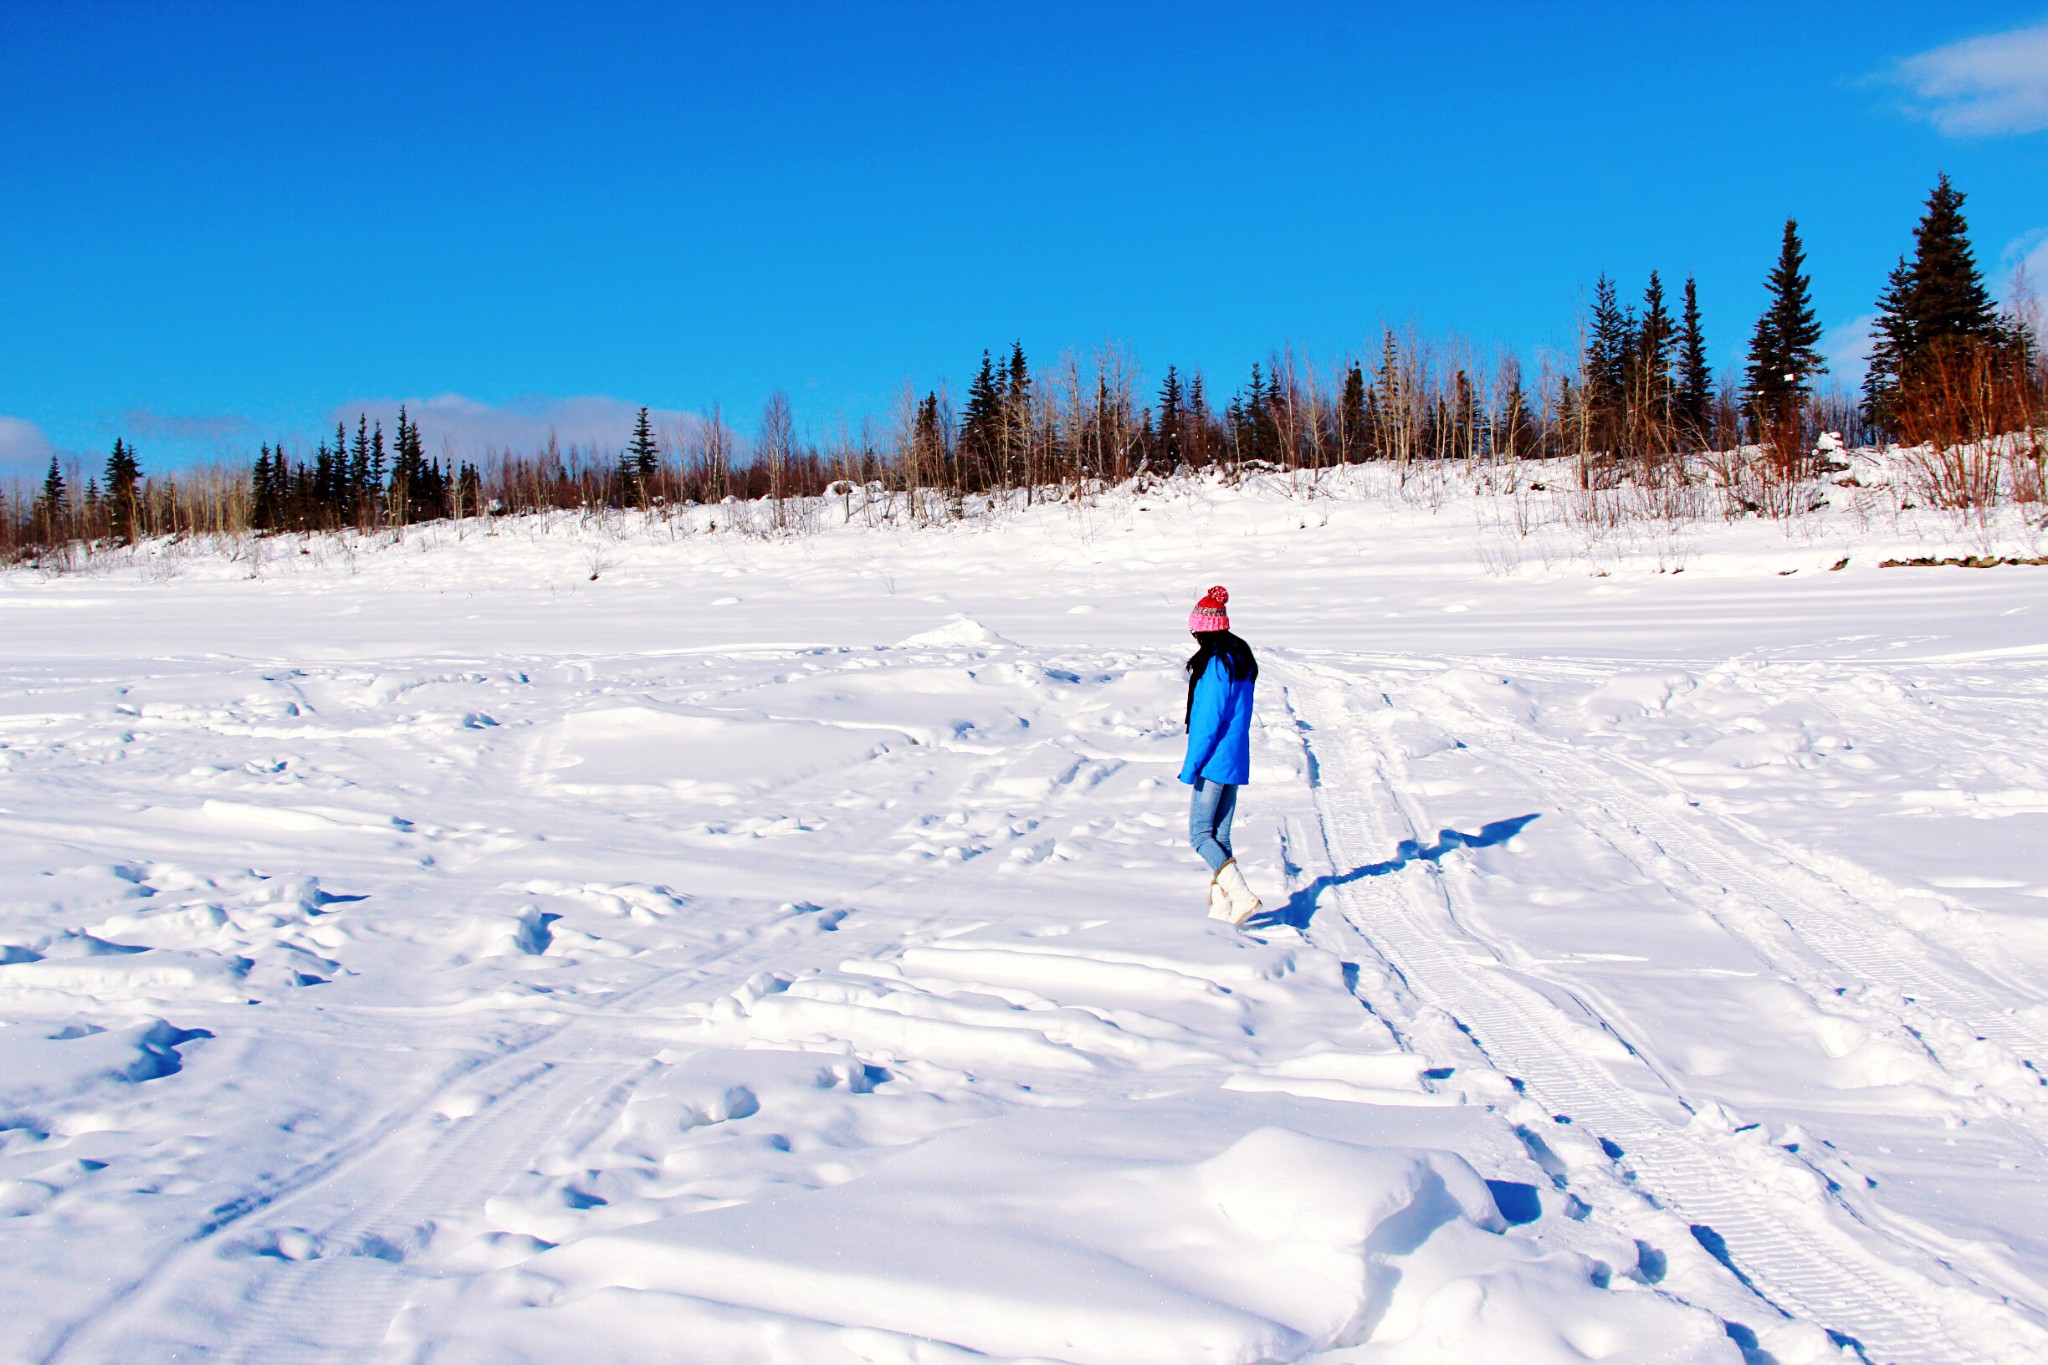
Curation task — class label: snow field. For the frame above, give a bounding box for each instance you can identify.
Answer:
[3,470,2046,1362]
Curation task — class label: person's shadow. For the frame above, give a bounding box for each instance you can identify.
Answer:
[1256,813,1539,932]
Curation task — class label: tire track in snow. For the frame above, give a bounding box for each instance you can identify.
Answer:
[38,904,830,1365]
[1388,664,2048,1327]
[1602,741,2048,1064]
[1405,665,2048,1137]
[1283,664,2006,1365]
[205,1058,629,1365]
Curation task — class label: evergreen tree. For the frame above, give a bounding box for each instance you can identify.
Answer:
[313,441,338,521]
[1156,366,1186,468]
[1743,218,1826,419]
[1002,342,1031,485]
[1495,362,1532,460]
[1632,271,1676,429]
[1004,343,1031,407]
[1234,365,1273,465]
[1864,176,2007,436]
[1338,362,1366,461]
[1373,332,1405,461]
[103,437,141,542]
[337,421,357,509]
[1907,174,1997,345]
[912,392,945,490]
[957,351,1003,486]
[457,461,483,515]
[289,453,314,526]
[1449,369,1478,460]
[350,416,373,518]
[1186,372,1215,466]
[1584,274,1632,448]
[420,459,448,518]
[251,446,276,530]
[1675,275,1713,444]
[388,407,426,523]
[1862,255,1917,431]
[629,406,660,486]
[37,454,67,535]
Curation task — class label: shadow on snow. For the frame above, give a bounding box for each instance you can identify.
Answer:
[1259,812,1540,932]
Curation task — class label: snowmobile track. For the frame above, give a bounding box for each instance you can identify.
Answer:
[1285,665,2003,1365]
[1403,664,2048,1124]
[38,920,809,1365]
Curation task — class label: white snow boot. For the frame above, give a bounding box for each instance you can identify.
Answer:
[1207,871,1233,920]
[1212,859,1262,926]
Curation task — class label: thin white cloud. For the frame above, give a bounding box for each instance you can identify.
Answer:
[0,416,56,481]
[320,394,706,460]
[1895,19,2048,136]
[2000,228,2048,344]
[121,408,255,449]
[1823,314,1876,388]
[2004,227,2048,281]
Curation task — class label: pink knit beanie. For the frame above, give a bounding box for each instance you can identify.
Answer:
[1188,585,1230,633]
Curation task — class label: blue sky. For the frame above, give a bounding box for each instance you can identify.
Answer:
[3,1,2046,476]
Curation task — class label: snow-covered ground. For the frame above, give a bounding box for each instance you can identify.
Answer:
[4,468,2047,1363]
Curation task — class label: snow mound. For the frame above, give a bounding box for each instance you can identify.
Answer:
[898,615,1016,649]
[422,1109,1729,1364]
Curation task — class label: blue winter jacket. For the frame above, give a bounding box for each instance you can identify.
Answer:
[1180,660,1255,785]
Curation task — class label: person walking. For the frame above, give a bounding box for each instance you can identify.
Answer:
[1180,585,1262,924]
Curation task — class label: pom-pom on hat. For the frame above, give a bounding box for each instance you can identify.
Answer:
[1188,585,1230,634]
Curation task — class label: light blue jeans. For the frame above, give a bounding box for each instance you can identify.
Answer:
[1188,777,1239,873]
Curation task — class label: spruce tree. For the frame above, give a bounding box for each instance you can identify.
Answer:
[388,409,421,523]
[38,455,67,535]
[1004,343,1030,408]
[420,458,448,519]
[313,441,337,522]
[627,406,660,490]
[1636,275,1675,387]
[1373,332,1404,461]
[1450,369,1478,461]
[1338,362,1366,461]
[912,392,945,490]
[1862,255,1917,431]
[1632,271,1676,442]
[252,446,274,530]
[1676,276,1713,444]
[1153,366,1183,470]
[1585,274,1632,448]
[336,421,355,506]
[103,437,141,542]
[350,417,372,519]
[370,421,388,519]
[1237,365,1271,466]
[289,454,313,526]
[1186,372,1214,466]
[1864,176,2008,437]
[1496,363,1531,460]
[1907,174,1997,346]
[957,351,1002,486]
[1743,218,1826,419]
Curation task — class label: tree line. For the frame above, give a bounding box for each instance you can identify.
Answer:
[249,408,484,532]
[5,174,2040,559]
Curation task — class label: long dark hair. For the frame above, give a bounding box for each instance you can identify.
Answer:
[1185,629,1257,727]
